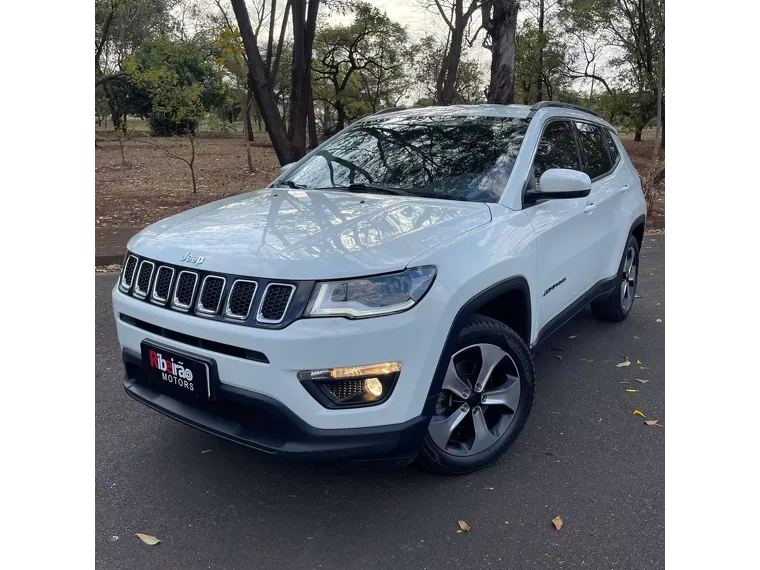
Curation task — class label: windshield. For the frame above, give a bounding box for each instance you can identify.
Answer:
[286,114,530,202]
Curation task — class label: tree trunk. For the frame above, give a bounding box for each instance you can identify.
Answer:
[536,0,545,102]
[486,0,519,105]
[634,126,642,141]
[231,0,296,165]
[242,98,255,174]
[660,100,665,148]
[438,24,465,105]
[289,0,307,155]
[189,136,197,193]
[336,101,347,131]
[244,88,255,142]
[307,84,318,149]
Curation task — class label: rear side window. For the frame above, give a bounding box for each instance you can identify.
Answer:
[533,121,582,184]
[575,122,612,179]
[605,129,620,164]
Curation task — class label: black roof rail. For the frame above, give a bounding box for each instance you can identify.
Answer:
[528,101,600,118]
[371,107,406,116]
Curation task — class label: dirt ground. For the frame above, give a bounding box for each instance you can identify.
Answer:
[95,134,665,228]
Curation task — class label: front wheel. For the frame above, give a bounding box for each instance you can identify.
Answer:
[591,234,640,321]
[417,315,535,475]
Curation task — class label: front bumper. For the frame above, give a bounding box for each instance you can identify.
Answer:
[122,349,428,465]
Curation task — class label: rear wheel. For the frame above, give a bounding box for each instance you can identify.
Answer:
[591,234,639,321]
[417,315,535,475]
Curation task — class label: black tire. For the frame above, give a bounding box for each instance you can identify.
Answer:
[591,234,640,321]
[416,315,535,476]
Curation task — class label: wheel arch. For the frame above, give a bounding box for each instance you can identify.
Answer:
[630,214,646,251]
[422,276,532,415]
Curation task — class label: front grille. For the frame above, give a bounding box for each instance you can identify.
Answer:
[119,253,306,329]
[325,379,364,401]
[172,271,198,311]
[133,261,155,299]
[120,255,138,291]
[258,284,295,323]
[197,276,226,315]
[151,266,175,304]
[225,280,258,320]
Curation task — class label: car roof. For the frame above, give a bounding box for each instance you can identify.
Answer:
[363,103,617,133]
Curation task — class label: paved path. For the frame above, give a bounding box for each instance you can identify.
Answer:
[96,236,665,569]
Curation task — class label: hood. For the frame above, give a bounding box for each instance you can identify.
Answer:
[129,189,491,280]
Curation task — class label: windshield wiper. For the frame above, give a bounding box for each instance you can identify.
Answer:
[315,183,414,197]
[275,179,306,189]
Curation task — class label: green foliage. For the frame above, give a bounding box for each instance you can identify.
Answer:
[515,21,570,104]
[312,2,413,130]
[124,36,231,135]
[412,36,483,105]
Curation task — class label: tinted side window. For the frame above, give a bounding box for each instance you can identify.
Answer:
[605,129,620,164]
[533,121,581,185]
[575,122,612,179]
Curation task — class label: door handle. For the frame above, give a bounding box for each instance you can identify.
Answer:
[621,184,630,193]
[584,202,597,213]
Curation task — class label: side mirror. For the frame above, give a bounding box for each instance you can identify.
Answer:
[526,168,592,202]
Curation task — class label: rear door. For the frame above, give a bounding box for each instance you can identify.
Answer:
[523,119,599,336]
[574,121,628,280]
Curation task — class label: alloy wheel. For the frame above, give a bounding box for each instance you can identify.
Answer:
[620,246,638,311]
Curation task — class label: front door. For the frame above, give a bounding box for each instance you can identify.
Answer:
[522,119,598,336]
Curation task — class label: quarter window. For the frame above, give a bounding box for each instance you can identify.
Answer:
[575,122,612,179]
[604,129,620,165]
[532,121,582,187]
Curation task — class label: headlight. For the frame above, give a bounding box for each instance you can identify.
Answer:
[304,266,437,318]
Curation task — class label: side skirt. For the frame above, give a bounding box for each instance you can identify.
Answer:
[531,275,618,351]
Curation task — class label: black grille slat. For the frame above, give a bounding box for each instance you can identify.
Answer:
[121,255,138,290]
[226,280,257,320]
[151,266,174,303]
[173,271,198,310]
[258,284,295,322]
[133,261,155,298]
[197,276,226,315]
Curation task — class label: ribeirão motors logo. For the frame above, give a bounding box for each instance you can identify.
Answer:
[148,349,195,392]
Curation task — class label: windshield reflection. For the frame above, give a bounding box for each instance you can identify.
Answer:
[289,114,529,202]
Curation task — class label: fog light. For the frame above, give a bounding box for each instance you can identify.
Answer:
[298,362,401,408]
[364,377,383,398]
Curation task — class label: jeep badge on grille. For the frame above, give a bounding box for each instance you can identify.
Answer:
[180,252,204,265]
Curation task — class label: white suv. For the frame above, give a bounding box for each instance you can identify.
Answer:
[113,102,646,474]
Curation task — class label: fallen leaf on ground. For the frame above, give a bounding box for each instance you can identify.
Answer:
[625,389,639,393]
[551,347,565,352]
[635,378,649,384]
[135,533,161,545]
[456,530,463,533]
[552,516,563,530]
[553,354,563,360]
[633,409,645,418]
[633,336,640,339]
[505,521,510,525]
[616,358,631,368]
[640,366,650,370]
[458,520,471,532]
[636,359,642,365]
[201,449,212,454]
[484,487,494,490]
[656,319,662,323]
[635,294,642,298]
[568,335,578,339]
[644,419,660,426]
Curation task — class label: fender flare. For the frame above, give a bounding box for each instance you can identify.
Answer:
[421,276,531,417]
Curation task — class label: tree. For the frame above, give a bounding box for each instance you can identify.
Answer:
[312,2,410,131]
[482,0,519,104]
[413,35,484,104]
[515,20,570,103]
[230,0,320,164]
[560,0,662,141]
[422,0,483,105]
[124,36,230,135]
